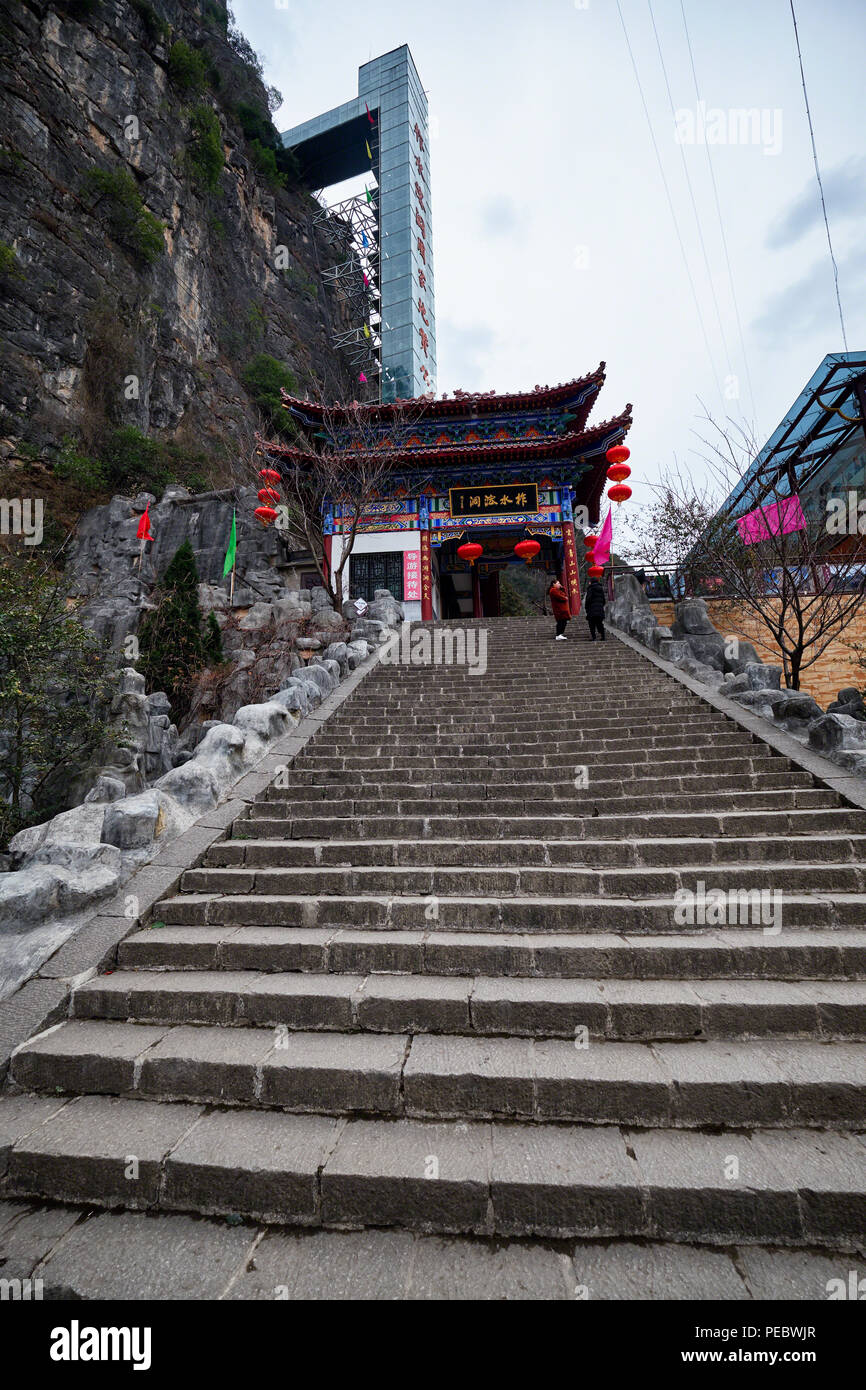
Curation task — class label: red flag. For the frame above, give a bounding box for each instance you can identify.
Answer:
[365,102,375,125]
[136,505,152,541]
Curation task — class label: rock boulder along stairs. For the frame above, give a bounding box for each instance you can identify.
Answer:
[4,618,866,1260]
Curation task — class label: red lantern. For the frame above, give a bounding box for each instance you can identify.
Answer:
[606,444,630,466]
[608,483,632,505]
[258,487,280,505]
[514,538,542,565]
[254,505,278,527]
[259,467,281,485]
[583,533,598,549]
[457,542,483,565]
[588,564,604,578]
[606,463,631,484]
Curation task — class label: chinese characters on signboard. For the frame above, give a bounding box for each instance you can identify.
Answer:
[403,547,422,601]
[449,484,540,518]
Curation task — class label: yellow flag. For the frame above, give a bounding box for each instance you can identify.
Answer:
[363,323,371,338]
[366,140,372,159]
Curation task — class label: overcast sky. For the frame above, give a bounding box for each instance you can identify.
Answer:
[231,0,866,507]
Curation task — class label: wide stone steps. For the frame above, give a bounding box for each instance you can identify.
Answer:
[3,1096,865,1246]
[150,891,866,932]
[5,617,866,1269]
[60,971,866,1041]
[116,925,866,980]
[207,834,866,869]
[12,1022,866,1126]
[178,861,865,898]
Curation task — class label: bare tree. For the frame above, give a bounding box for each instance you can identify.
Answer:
[253,394,431,612]
[639,410,866,689]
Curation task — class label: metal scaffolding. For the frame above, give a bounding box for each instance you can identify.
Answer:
[311,190,381,389]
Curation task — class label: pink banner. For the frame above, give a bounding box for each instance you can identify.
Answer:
[403,547,422,602]
[736,495,806,545]
[592,507,613,566]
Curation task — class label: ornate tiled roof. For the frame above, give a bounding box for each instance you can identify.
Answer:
[278,365,608,430]
[264,404,633,467]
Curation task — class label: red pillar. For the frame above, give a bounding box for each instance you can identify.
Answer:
[420,529,433,620]
[472,564,482,618]
[562,520,581,618]
[323,534,333,589]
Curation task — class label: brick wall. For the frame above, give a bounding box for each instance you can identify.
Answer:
[648,599,866,706]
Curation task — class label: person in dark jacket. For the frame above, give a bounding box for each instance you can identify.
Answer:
[584,576,606,640]
[548,575,571,640]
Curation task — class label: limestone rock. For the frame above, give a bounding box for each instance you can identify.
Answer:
[351,619,390,644]
[672,598,717,636]
[101,791,165,850]
[728,688,788,717]
[774,692,823,722]
[83,775,127,805]
[682,632,727,671]
[233,702,292,742]
[808,713,866,755]
[658,638,688,663]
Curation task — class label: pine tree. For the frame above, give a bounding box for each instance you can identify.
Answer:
[138,541,218,716]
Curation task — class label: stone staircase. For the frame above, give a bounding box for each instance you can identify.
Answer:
[4,617,866,1260]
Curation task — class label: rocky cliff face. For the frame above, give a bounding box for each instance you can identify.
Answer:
[0,0,354,480]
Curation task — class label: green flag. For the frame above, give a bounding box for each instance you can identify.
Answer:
[222,508,237,579]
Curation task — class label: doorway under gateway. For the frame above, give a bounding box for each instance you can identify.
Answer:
[437,533,563,620]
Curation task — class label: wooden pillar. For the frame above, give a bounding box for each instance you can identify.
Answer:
[420,528,433,621]
[561,520,581,617]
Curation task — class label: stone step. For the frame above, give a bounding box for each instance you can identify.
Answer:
[295,747,778,771]
[316,737,771,757]
[13,1023,866,1129]
[66,971,866,1041]
[209,833,866,870]
[118,925,866,981]
[179,861,866,899]
[6,1095,863,1242]
[246,788,840,821]
[253,773,819,807]
[282,759,787,788]
[14,1201,851,1300]
[151,891,866,933]
[238,806,866,843]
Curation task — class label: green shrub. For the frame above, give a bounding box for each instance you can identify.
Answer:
[235,100,273,146]
[82,166,165,264]
[186,104,224,191]
[130,0,169,43]
[138,542,218,716]
[54,437,106,491]
[0,240,23,279]
[100,426,169,492]
[168,39,209,96]
[242,353,298,431]
[0,560,117,849]
[248,139,285,191]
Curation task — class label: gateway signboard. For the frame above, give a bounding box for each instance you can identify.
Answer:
[449,484,539,518]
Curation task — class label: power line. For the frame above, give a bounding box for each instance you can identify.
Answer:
[614,0,726,413]
[789,0,848,351]
[679,0,760,434]
[647,0,736,384]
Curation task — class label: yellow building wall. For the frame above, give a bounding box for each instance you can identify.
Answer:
[648,599,866,706]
